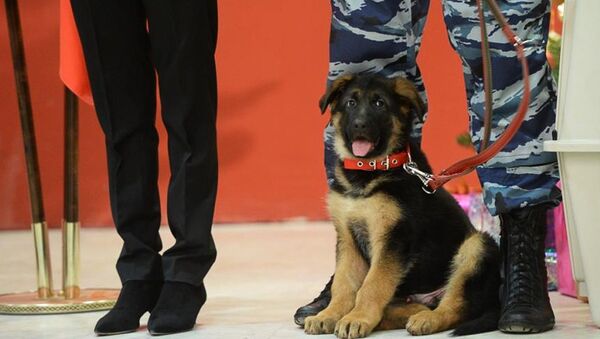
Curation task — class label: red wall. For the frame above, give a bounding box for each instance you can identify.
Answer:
[0,0,478,229]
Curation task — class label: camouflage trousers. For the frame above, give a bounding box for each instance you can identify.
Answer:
[324,0,561,215]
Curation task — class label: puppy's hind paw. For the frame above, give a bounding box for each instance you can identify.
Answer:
[406,310,445,336]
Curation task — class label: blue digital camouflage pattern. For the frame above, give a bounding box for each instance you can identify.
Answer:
[323,0,561,215]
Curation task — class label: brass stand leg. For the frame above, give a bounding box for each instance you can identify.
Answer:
[4,0,53,299]
[62,221,80,299]
[0,4,120,314]
[0,89,120,315]
[63,88,80,300]
[32,222,53,299]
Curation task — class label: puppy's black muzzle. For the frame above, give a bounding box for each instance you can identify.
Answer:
[346,115,379,144]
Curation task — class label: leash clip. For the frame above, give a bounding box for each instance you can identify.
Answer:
[402,157,436,194]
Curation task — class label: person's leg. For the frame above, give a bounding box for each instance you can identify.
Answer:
[143,0,218,334]
[70,0,163,334]
[443,0,560,333]
[443,0,560,215]
[325,0,431,182]
[295,0,431,326]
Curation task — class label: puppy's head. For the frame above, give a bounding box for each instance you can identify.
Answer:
[320,74,425,160]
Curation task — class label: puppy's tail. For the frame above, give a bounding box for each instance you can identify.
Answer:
[450,309,499,336]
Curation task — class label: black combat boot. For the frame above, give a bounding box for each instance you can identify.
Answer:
[294,276,333,326]
[498,204,555,333]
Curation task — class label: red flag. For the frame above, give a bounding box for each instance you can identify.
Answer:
[59,0,93,105]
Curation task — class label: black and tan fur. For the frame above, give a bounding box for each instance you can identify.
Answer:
[304,75,500,338]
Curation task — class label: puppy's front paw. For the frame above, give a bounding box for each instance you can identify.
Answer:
[406,310,444,336]
[335,315,376,339]
[304,315,337,335]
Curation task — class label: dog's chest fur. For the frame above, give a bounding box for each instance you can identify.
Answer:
[327,190,402,261]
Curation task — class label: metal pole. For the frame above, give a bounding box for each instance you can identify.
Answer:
[4,0,53,299]
[62,87,80,299]
[0,1,120,314]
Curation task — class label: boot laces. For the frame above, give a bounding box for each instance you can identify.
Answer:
[506,225,540,308]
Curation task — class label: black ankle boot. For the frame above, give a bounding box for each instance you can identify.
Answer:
[498,205,555,333]
[94,280,163,335]
[147,282,207,335]
[294,276,333,326]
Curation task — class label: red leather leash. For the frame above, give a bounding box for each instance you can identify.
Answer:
[405,0,531,194]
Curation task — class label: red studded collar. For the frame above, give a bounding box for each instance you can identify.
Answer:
[343,147,410,171]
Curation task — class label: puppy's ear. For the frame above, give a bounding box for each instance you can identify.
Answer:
[319,75,354,114]
[394,78,426,122]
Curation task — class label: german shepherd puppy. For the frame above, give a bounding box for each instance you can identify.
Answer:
[304,74,500,338]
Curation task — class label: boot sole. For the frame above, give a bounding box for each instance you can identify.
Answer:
[148,325,195,336]
[499,323,554,334]
[294,305,327,327]
[294,316,306,327]
[294,310,316,327]
[95,329,137,336]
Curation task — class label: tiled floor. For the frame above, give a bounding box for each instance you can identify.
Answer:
[0,222,598,338]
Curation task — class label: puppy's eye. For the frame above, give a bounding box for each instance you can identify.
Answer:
[346,99,357,108]
[374,99,386,108]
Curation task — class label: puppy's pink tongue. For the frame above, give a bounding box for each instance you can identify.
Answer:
[352,140,374,157]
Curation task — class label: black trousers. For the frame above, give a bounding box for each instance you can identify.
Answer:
[71,0,218,286]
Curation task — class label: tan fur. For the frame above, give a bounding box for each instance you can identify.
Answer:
[406,232,485,335]
[394,78,425,115]
[331,113,354,160]
[304,210,369,335]
[361,175,390,197]
[381,116,403,157]
[317,191,406,338]
[351,89,362,97]
[334,164,390,197]
[334,165,354,192]
[326,191,402,234]
[377,303,431,330]
[336,254,405,338]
